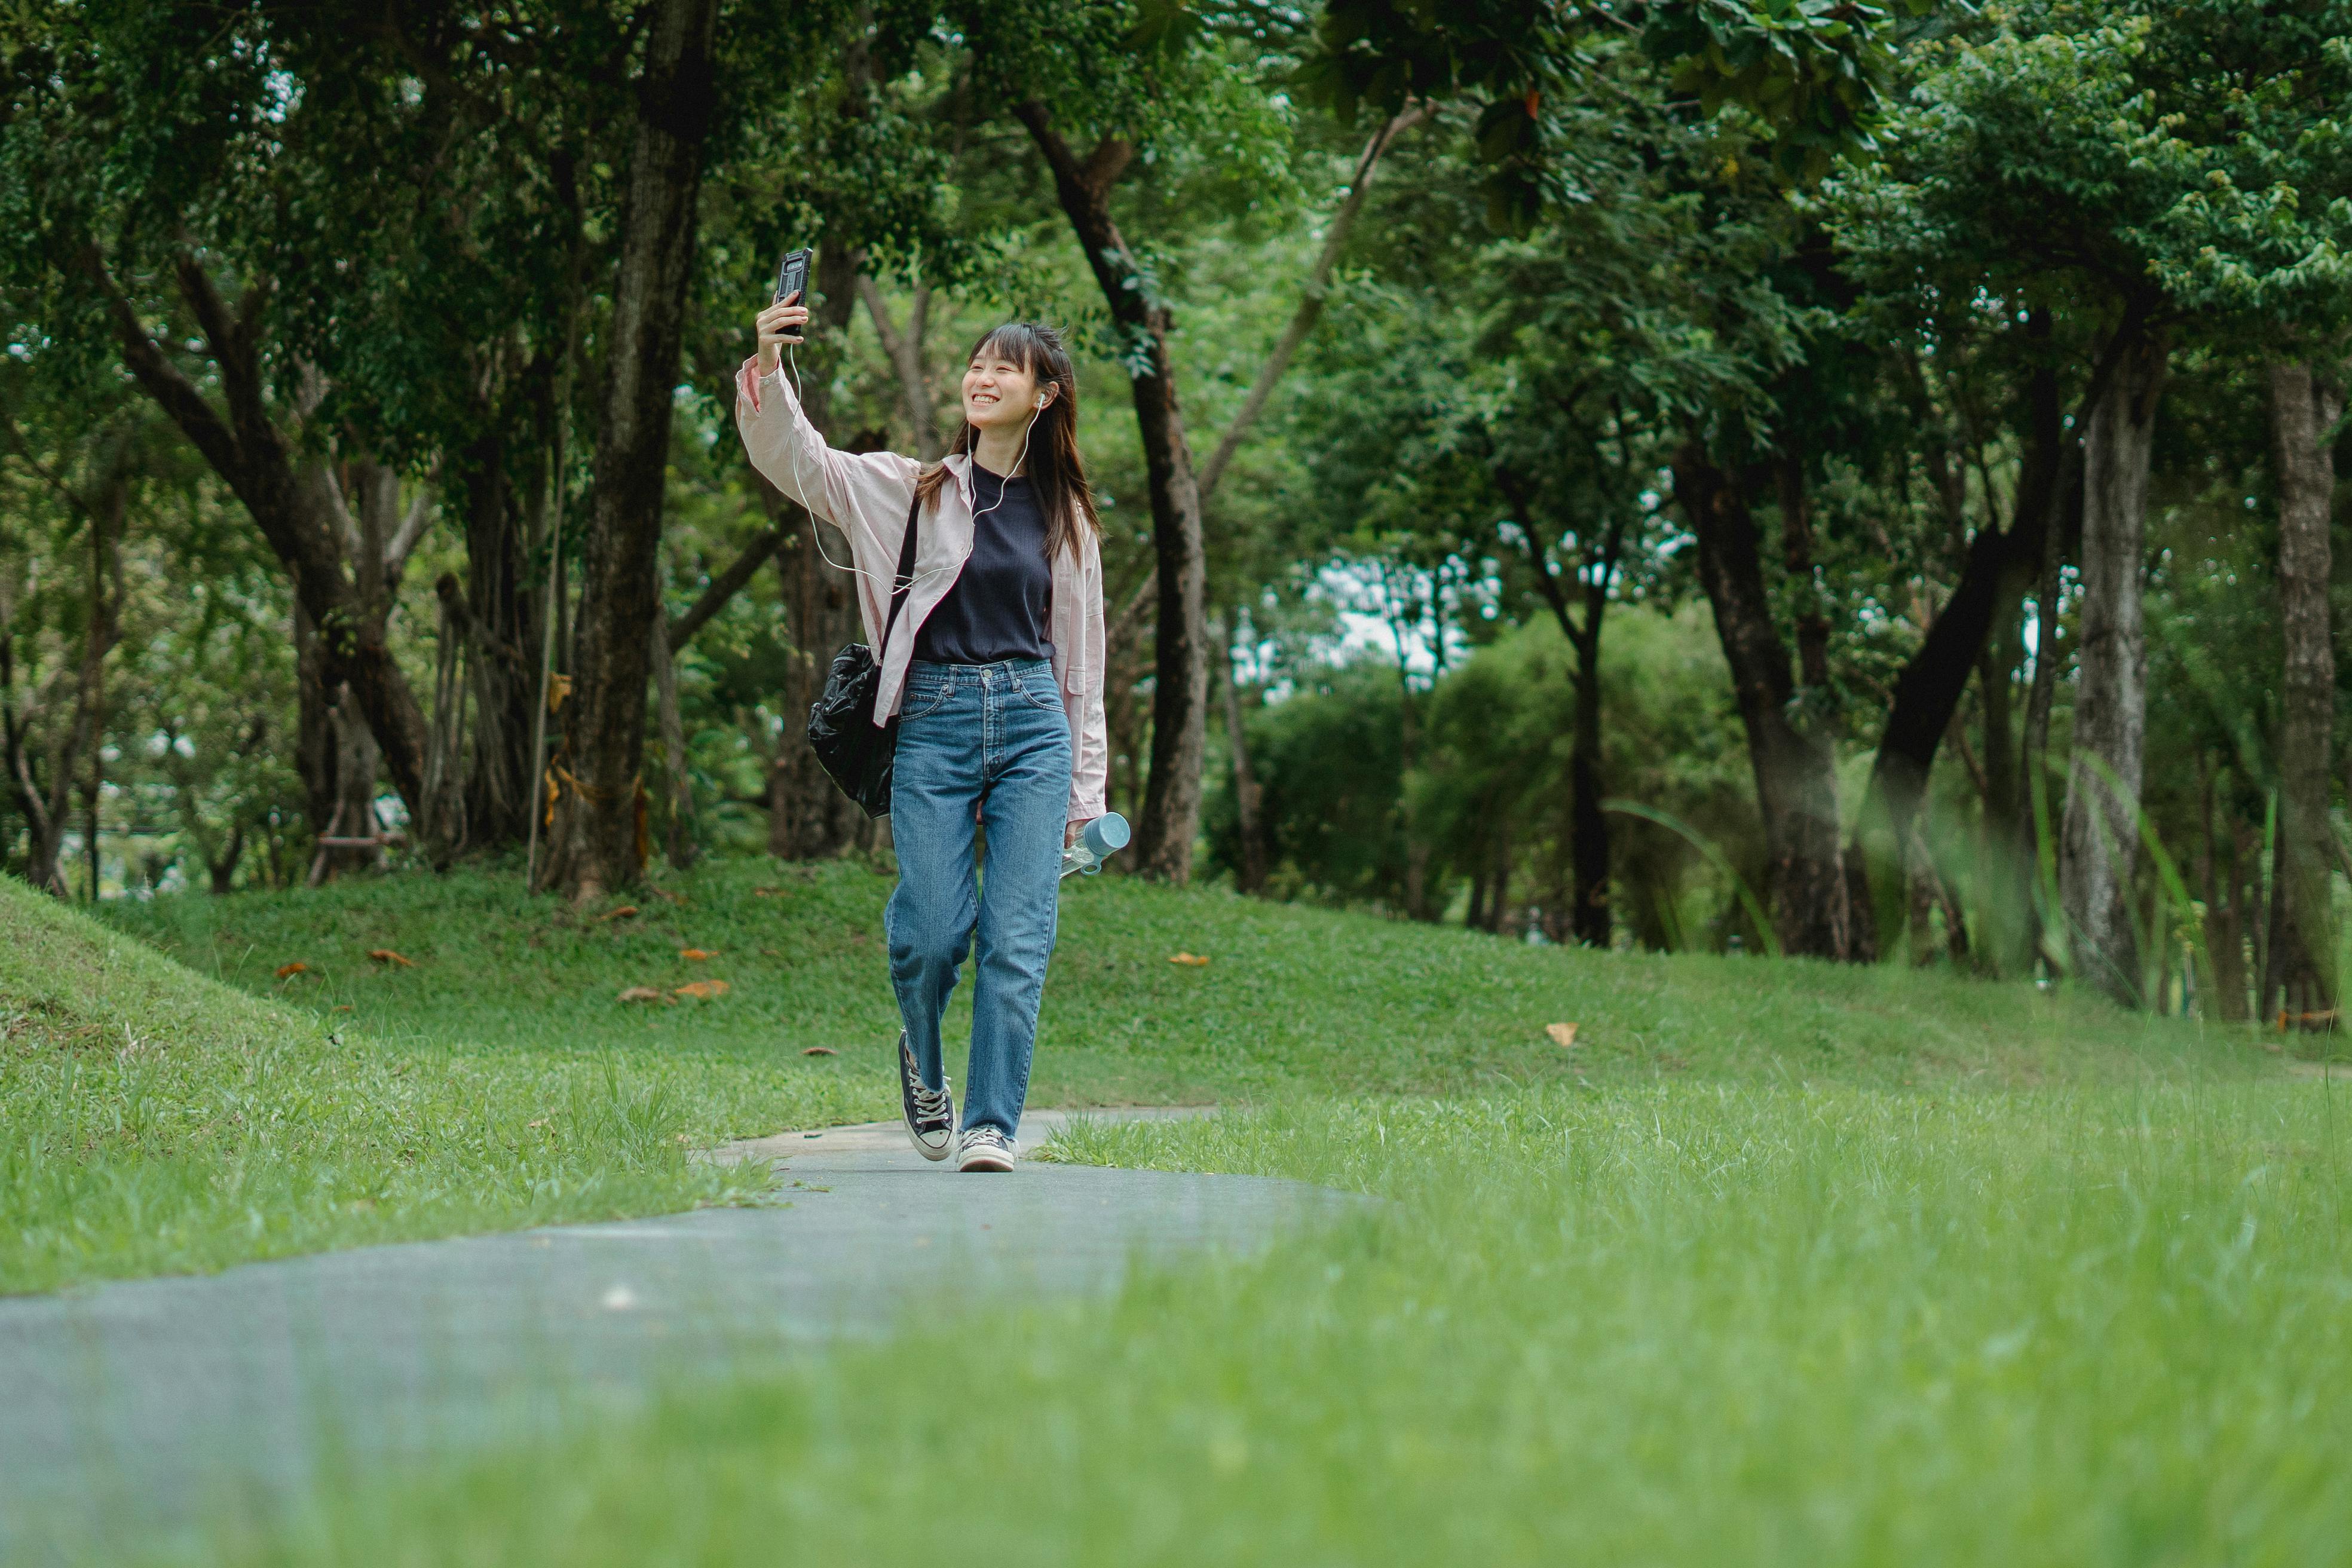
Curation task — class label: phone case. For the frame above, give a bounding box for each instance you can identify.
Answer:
[773,247,811,307]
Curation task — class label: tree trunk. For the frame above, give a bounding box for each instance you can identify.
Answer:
[1485,831,1513,934]
[2058,330,2166,1004]
[311,685,384,886]
[1569,622,1610,947]
[649,595,698,870]
[2017,487,2071,971]
[78,247,433,820]
[208,822,246,896]
[1674,444,1850,958]
[1499,488,1621,948]
[454,437,538,849]
[555,0,718,901]
[2195,756,2250,1022]
[1012,102,1208,883]
[2263,359,2339,1030]
[1976,607,2035,976]
[1,455,127,897]
[1906,823,1941,966]
[1216,612,1269,895]
[293,601,338,837]
[1860,349,2065,885]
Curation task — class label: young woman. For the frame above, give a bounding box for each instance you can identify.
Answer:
[736,294,1107,1173]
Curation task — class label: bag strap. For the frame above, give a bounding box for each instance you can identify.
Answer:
[877,492,921,659]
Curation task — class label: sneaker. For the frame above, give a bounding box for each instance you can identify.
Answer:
[898,1031,954,1162]
[957,1126,1016,1173]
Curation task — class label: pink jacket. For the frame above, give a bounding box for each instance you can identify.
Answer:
[735,359,1109,825]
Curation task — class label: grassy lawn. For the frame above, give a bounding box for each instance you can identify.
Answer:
[198,1080,2351,1566]
[5,852,2280,1293]
[11,856,2348,1561]
[0,877,771,1295]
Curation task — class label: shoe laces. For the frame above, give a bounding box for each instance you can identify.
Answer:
[964,1126,1011,1152]
[912,1080,951,1121]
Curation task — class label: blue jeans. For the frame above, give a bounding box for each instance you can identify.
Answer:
[887,658,1073,1140]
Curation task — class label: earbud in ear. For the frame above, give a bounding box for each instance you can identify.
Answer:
[1035,394,1049,411]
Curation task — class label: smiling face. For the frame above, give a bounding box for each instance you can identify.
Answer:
[961,339,1050,434]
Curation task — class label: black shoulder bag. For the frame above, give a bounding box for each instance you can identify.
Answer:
[805,494,921,817]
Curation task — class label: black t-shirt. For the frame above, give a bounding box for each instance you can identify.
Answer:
[913,466,1055,664]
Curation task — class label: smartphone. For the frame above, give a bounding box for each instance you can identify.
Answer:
[772,247,812,341]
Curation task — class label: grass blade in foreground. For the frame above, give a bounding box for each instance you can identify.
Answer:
[200,1079,2351,1567]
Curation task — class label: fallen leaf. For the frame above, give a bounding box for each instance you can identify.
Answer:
[598,905,641,921]
[679,947,718,960]
[1546,1022,1581,1050]
[275,962,308,979]
[760,948,783,958]
[368,948,415,967]
[526,1118,548,1129]
[802,1046,838,1056]
[752,886,784,898]
[617,985,669,1004]
[1167,952,1211,967]
[674,979,731,1000]
[333,1004,354,1013]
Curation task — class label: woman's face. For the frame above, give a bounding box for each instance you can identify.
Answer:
[961,344,1050,434]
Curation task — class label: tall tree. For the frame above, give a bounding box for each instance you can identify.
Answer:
[1827,5,2325,996]
[2264,362,2339,1025]
[552,0,720,900]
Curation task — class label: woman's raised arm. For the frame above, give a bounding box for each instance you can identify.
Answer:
[734,292,918,559]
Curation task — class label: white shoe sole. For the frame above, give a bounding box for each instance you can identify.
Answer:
[957,1143,1016,1173]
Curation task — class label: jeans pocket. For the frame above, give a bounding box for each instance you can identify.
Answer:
[1015,668,1067,714]
[901,674,955,720]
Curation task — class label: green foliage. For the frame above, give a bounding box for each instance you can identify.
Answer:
[1645,0,1937,182]
[1295,0,1928,229]
[1217,610,1760,942]
[1833,0,2352,341]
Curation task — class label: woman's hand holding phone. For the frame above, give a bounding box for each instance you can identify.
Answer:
[754,293,810,377]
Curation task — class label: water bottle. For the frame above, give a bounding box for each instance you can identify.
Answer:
[1059,811,1131,878]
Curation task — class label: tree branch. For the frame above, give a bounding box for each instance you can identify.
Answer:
[386,471,438,577]
[74,244,247,492]
[668,523,786,652]
[858,274,943,461]
[1494,464,1583,645]
[1199,102,1429,502]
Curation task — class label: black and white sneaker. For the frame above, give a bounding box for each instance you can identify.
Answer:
[957,1126,1016,1173]
[898,1031,955,1162]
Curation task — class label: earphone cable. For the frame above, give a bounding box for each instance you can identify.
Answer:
[782,340,961,598]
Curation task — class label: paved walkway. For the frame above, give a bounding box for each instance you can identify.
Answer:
[1,1108,1353,1564]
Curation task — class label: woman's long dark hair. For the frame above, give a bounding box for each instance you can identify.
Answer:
[912,321,1103,564]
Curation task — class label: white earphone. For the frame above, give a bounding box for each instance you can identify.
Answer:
[780,341,1052,590]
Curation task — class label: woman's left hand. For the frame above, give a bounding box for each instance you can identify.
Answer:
[1065,819,1091,850]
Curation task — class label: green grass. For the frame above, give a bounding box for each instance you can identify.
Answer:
[100,851,2256,1108]
[0,875,773,1294]
[7,852,2276,1294]
[13,856,2345,1561]
[192,1078,2352,1567]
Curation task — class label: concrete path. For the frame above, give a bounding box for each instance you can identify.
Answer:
[1,1108,1353,1564]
